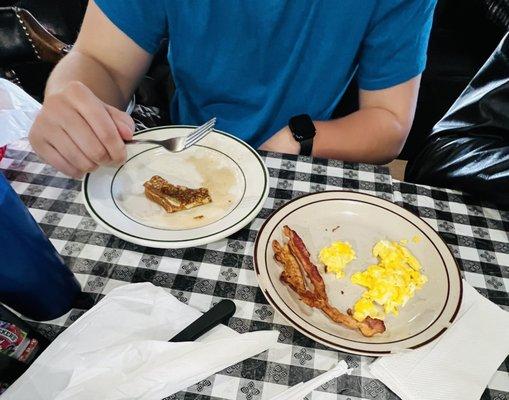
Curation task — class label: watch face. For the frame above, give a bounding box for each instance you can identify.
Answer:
[289,114,316,142]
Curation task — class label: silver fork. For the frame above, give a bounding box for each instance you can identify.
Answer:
[126,118,216,152]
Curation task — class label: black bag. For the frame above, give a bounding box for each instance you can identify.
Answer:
[406,32,509,207]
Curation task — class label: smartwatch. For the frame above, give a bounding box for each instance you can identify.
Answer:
[289,114,316,156]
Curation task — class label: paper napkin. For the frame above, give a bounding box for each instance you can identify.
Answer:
[370,281,509,400]
[3,283,278,400]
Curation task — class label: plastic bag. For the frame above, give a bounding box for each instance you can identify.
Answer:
[2,283,278,400]
[0,78,41,147]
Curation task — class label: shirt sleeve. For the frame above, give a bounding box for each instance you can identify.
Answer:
[94,0,167,54]
[357,0,436,91]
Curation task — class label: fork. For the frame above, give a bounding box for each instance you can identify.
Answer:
[126,117,216,152]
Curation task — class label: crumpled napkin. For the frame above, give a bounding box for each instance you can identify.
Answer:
[3,283,278,400]
[369,281,509,400]
[0,78,41,147]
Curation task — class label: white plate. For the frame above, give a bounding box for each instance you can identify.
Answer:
[254,191,462,356]
[83,126,269,248]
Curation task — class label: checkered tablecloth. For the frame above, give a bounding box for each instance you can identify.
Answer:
[1,141,508,400]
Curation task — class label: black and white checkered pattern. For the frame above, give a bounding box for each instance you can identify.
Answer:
[1,141,507,400]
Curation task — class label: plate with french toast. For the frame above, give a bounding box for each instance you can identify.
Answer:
[83,125,269,248]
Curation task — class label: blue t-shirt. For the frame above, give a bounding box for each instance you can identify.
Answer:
[96,0,436,147]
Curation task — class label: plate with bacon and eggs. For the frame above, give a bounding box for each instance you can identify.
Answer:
[254,191,462,356]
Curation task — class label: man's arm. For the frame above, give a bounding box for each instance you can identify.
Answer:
[260,76,420,164]
[314,76,420,163]
[29,0,154,177]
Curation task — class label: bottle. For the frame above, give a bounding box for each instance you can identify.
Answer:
[0,172,81,321]
[0,304,50,393]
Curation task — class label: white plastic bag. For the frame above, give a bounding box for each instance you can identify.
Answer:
[0,78,41,147]
[2,283,278,400]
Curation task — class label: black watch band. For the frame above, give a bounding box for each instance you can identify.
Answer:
[299,138,314,157]
[289,114,316,156]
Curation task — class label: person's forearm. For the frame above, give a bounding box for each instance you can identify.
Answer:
[45,50,129,109]
[312,108,408,164]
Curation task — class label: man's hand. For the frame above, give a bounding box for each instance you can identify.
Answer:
[259,126,300,155]
[29,0,155,178]
[29,81,135,178]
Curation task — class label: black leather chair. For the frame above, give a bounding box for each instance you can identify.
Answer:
[0,0,171,128]
[0,0,86,96]
[406,33,509,207]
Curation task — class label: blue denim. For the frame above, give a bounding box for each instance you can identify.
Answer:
[0,173,80,321]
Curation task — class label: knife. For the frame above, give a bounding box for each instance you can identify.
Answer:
[169,299,236,342]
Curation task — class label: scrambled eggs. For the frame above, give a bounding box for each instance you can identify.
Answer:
[319,241,356,278]
[351,240,427,322]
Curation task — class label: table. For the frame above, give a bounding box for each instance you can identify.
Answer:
[1,141,508,400]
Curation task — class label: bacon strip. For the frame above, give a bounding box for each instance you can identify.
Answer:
[273,240,321,308]
[283,226,328,301]
[272,225,386,337]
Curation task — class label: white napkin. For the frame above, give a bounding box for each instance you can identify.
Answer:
[0,78,41,146]
[271,361,350,400]
[3,283,278,400]
[370,281,509,400]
